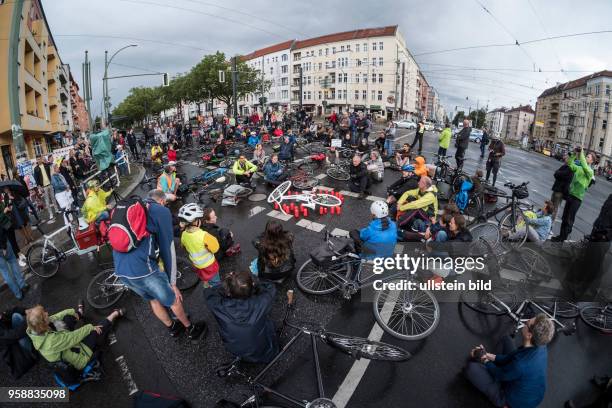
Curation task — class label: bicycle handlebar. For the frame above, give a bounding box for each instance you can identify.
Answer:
[503,181,529,189]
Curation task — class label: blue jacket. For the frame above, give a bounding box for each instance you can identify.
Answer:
[203,281,278,363]
[526,212,552,241]
[278,142,293,160]
[50,174,68,193]
[247,135,260,146]
[485,346,548,408]
[263,161,284,180]
[360,218,397,259]
[113,200,177,284]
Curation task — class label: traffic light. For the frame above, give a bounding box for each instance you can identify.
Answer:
[162,73,169,87]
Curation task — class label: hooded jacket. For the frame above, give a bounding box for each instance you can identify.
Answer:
[439,128,451,149]
[414,156,428,177]
[551,163,573,197]
[81,188,112,223]
[398,185,439,216]
[567,151,594,201]
[360,218,397,259]
[203,282,278,363]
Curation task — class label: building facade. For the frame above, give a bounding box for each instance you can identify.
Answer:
[417,72,429,119]
[0,0,78,177]
[485,108,507,137]
[70,73,90,132]
[501,105,534,143]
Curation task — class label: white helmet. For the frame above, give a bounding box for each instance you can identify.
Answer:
[178,203,204,223]
[370,201,389,219]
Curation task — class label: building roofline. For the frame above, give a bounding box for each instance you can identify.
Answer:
[292,25,398,50]
[538,70,612,98]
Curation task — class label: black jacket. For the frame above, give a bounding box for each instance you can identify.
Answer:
[59,166,76,189]
[455,127,471,149]
[387,175,419,199]
[0,308,37,379]
[591,193,612,242]
[253,235,295,281]
[127,132,137,146]
[552,163,573,197]
[202,223,233,254]
[349,162,368,182]
[33,163,51,187]
[203,282,278,363]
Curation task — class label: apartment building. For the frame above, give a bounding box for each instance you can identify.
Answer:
[70,72,90,132]
[240,26,424,120]
[501,105,535,143]
[533,71,612,166]
[417,72,429,119]
[0,0,75,176]
[485,107,507,137]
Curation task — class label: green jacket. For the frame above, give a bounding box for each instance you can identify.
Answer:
[232,159,257,175]
[567,151,594,201]
[27,309,94,371]
[439,128,451,149]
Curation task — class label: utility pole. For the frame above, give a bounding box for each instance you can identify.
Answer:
[103,50,108,125]
[393,44,399,119]
[400,62,405,118]
[260,56,265,114]
[82,51,93,131]
[231,56,238,117]
[298,65,303,111]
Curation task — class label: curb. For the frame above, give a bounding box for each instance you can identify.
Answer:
[0,166,146,296]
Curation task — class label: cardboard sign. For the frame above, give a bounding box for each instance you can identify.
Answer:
[331,139,342,148]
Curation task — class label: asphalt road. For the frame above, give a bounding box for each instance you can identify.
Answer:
[1,134,610,408]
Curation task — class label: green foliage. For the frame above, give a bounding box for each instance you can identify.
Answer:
[452,111,465,127]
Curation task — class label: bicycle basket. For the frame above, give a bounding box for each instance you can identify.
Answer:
[310,244,336,267]
[513,185,529,199]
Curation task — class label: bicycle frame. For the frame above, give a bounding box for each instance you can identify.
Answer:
[40,220,99,265]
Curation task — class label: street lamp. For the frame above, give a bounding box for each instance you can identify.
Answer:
[103,44,138,124]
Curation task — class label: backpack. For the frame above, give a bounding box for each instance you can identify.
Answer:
[107,196,150,253]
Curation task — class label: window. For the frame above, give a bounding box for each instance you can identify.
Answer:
[371,73,376,83]
[325,48,329,56]
[378,57,383,66]
[347,44,351,51]
[331,90,335,99]
[363,58,368,65]
[318,63,322,70]
[318,49,322,56]
[594,101,599,112]
[371,90,376,101]
[282,54,287,61]
[332,47,336,54]
[308,91,312,100]
[270,67,273,74]
[281,77,288,86]
[356,59,361,67]
[362,90,367,100]
[595,84,601,96]
[378,74,383,83]
[379,41,383,50]
[33,139,44,157]
[318,91,322,100]
[281,65,288,74]
[282,90,288,99]
[340,45,344,52]
[606,85,610,95]
[372,42,377,51]
[363,43,368,52]
[355,74,360,83]
[378,90,383,101]
[363,73,367,83]
[343,73,348,83]
[45,136,53,153]
[603,120,607,130]
[372,58,377,67]
[356,44,360,52]
[605,102,609,113]
[355,90,359,100]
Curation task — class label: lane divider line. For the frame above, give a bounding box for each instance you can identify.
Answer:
[115,355,139,396]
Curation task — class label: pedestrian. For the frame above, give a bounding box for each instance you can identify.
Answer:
[126,128,139,160]
[485,134,505,187]
[438,122,451,158]
[115,146,128,176]
[0,193,27,267]
[250,220,295,281]
[464,314,555,408]
[454,119,471,170]
[60,159,79,205]
[480,127,490,158]
[33,156,58,220]
[3,187,34,246]
[0,223,28,299]
[113,190,207,340]
[348,155,370,198]
[410,119,426,155]
[384,121,396,157]
[50,163,73,212]
[550,154,573,222]
[552,148,595,242]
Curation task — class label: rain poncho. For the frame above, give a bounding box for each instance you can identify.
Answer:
[89,129,114,171]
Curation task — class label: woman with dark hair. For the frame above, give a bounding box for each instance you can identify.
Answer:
[203,270,278,363]
[200,208,240,259]
[3,187,34,246]
[250,220,295,281]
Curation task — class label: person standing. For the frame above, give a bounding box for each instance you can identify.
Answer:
[60,159,79,205]
[485,134,505,187]
[438,122,451,157]
[33,156,58,221]
[480,127,490,158]
[113,190,206,340]
[454,119,471,170]
[552,148,595,242]
[384,121,396,157]
[550,154,573,222]
[411,120,426,155]
[0,224,28,299]
[0,192,27,267]
[126,128,139,160]
[50,164,73,211]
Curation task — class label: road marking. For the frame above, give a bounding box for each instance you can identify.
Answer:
[248,206,266,218]
[315,185,334,191]
[115,355,139,396]
[206,165,216,170]
[108,332,118,346]
[331,228,350,237]
[296,219,326,232]
[394,244,404,254]
[315,173,328,180]
[266,210,293,221]
[339,190,359,197]
[365,195,385,201]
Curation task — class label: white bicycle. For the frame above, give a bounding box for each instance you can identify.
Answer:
[267,180,342,215]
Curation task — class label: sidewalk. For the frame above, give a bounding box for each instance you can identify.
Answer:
[0,165,146,293]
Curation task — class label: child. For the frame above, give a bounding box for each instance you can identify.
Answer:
[167,143,177,163]
[178,203,220,286]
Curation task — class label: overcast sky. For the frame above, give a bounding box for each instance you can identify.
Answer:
[44,0,612,119]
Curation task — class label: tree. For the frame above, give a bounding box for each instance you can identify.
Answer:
[470,108,487,129]
[452,111,465,127]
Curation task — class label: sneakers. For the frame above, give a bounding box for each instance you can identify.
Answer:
[18,254,27,268]
[186,322,207,341]
[167,320,185,337]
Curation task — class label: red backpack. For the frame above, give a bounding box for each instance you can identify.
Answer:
[107,196,150,253]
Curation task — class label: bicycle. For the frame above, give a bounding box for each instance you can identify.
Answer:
[431,154,469,200]
[268,181,341,215]
[216,290,410,408]
[325,160,351,181]
[296,229,440,341]
[284,161,319,190]
[86,256,200,309]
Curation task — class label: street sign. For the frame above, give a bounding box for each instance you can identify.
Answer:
[219,70,225,83]
[162,73,169,87]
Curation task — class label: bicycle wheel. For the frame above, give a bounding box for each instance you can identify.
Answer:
[27,243,60,278]
[499,210,528,249]
[326,166,350,181]
[513,247,553,281]
[373,279,440,340]
[176,256,199,291]
[297,161,315,174]
[580,305,612,333]
[468,222,501,256]
[460,287,519,315]
[324,332,411,361]
[87,268,128,309]
[539,300,580,319]
[311,193,342,207]
[296,259,350,295]
[292,177,319,190]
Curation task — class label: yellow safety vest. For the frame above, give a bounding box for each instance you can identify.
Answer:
[181,228,215,269]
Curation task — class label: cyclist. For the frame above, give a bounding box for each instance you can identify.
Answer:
[325,145,340,166]
[178,203,220,286]
[438,122,451,157]
[350,201,397,259]
[505,201,554,243]
[81,180,112,225]
[278,136,294,162]
[364,150,384,183]
[414,156,428,178]
[211,139,227,159]
[396,176,439,230]
[348,155,370,198]
[454,119,471,169]
[247,131,259,147]
[485,134,505,187]
[201,208,240,260]
[233,155,258,187]
[392,143,412,170]
[357,137,370,155]
[150,141,163,165]
[157,162,181,202]
[203,270,278,363]
[263,154,288,186]
[252,143,266,166]
[387,164,419,217]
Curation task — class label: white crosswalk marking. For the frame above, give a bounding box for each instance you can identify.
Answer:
[365,195,385,201]
[315,185,334,191]
[115,355,139,396]
[339,190,359,197]
[266,210,293,221]
[315,173,328,180]
[248,206,266,218]
[331,228,350,237]
[296,219,326,232]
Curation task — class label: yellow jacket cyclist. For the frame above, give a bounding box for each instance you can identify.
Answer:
[81,180,112,224]
[232,156,258,185]
[178,203,220,284]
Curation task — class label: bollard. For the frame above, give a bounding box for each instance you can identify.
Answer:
[294,206,300,219]
[319,206,324,215]
[302,207,308,217]
[336,205,342,215]
[282,204,289,214]
[330,206,335,215]
[274,202,279,210]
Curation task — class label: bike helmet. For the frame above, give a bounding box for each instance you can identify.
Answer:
[178,203,204,223]
[401,164,415,172]
[87,180,99,189]
[370,201,389,219]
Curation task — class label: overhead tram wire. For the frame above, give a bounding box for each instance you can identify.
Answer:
[525,0,568,80]
[54,34,212,52]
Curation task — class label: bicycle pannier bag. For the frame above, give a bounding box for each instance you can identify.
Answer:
[107,197,149,253]
[76,224,98,250]
[310,243,335,267]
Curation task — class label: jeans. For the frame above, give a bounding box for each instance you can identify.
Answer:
[455,146,466,169]
[384,139,395,156]
[119,270,176,307]
[437,146,447,157]
[11,313,32,353]
[550,191,564,222]
[0,243,26,299]
[41,185,58,219]
[480,143,486,157]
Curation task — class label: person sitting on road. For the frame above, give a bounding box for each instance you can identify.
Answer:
[413,156,428,178]
[387,164,420,219]
[250,220,295,281]
[252,143,266,166]
[278,136,294,162]
[349,201,397,260]
[178,203,220,286]
[272,126,283,139]
[201,208,240,260]
[233,155,258,187]
[342,131,353,149]
[26,303,125,373]
[247,131,260,147]
[364,150,384,183]
[465,314,554,408]
[212,139,227,158]
[374,131,386,155]
[166,143,177,163]
[326,145,340,166]
[203,270,278,363]
[81,180,112,225]
[157,161,181,202]
[396,176,439,230]
[348,155,370,198]
[357,137,370,155]
[0,307,37,379]
[393,144,412,170]
[506,201,555,243]
[263,154,288,186]
[151,142,163,164]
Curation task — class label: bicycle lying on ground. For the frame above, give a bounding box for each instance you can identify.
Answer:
[216,290,410,408]
[267,181,341,215]
[325,160,351,181]
[296,229,440,341]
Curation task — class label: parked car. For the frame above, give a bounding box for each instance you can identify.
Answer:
[424,122,435,131]
[469,129,483,143]
[393,120,417,129]
[434,124,443,132]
